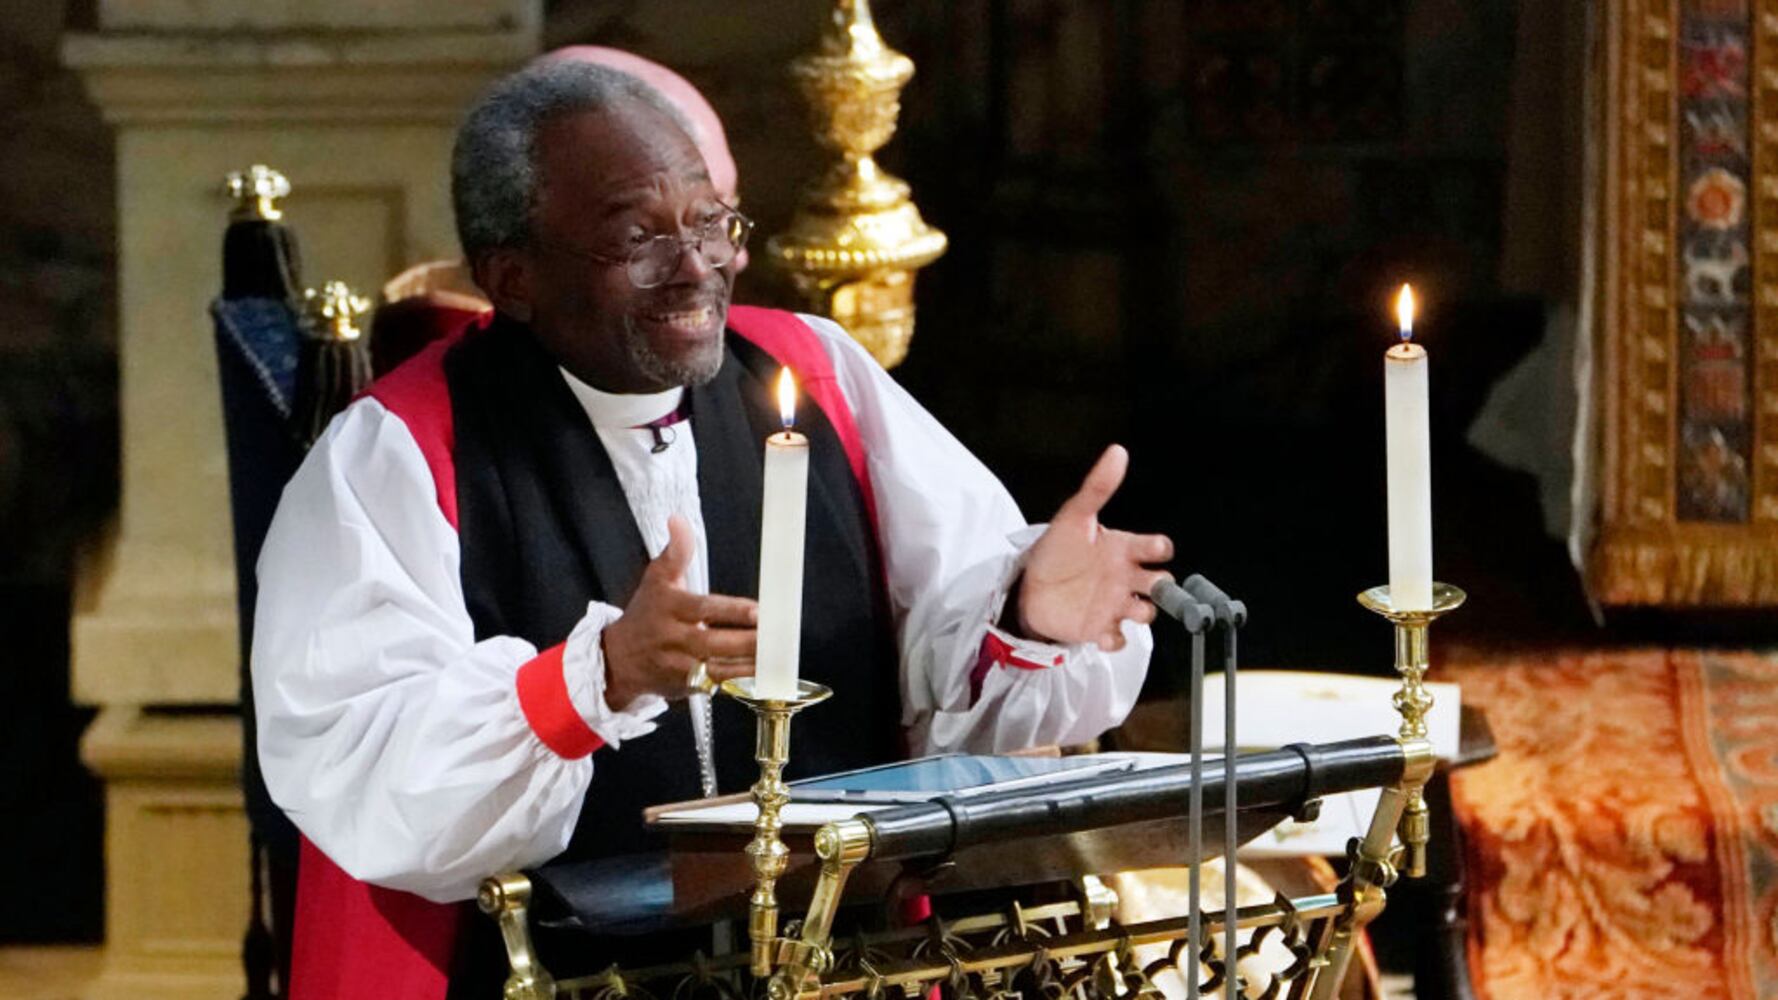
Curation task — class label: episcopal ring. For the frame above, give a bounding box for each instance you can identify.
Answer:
[687,660,716,696]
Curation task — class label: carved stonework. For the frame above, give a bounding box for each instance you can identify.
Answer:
[1592,0,1778,604]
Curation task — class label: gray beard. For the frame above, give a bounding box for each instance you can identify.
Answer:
[621,313,726,388]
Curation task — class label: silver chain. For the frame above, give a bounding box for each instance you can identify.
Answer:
[690,691,718,798]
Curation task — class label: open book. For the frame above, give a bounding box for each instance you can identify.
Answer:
[1198,670,1461,760]
[1197,670,1460,857]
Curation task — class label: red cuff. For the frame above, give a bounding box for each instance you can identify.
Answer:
[516,643,606,759]
[968,632,1065,704]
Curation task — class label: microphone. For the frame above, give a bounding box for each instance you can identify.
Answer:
[1181,573,1247,627]
[1148,576,1214,634]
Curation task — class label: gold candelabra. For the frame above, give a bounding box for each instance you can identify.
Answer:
[719,676,833,980]
[1356,581,1465,878]
[766,0,948,369]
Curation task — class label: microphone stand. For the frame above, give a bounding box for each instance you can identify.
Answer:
[1182,575,1247,1000]
[1149,579,1213,998]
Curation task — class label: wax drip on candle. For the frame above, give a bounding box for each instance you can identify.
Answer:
[1396,283,1416,343]
[776,367,797,436]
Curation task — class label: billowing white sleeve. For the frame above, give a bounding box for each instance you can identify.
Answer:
[803,315,1152,755]
[252,398,663,904]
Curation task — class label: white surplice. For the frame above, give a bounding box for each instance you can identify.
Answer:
[252,313,1152,903]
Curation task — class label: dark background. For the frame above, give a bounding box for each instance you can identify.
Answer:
[0,0,1606,942]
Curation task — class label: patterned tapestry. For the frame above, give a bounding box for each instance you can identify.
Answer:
[1446,649,1778,998]
[1679,0,1754,522]
[1592,0,1778,605]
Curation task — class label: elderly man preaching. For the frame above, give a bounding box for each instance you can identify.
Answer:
[252,56,1175,999]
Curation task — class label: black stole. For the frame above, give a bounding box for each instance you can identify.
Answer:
[446,313,901,858]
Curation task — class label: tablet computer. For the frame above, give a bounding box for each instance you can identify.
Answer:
[787,754,1135,804]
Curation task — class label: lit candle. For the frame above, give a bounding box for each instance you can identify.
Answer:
[755,368,809,699]
[1385,284,1433,610]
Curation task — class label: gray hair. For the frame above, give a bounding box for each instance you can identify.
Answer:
[451,58,690,262]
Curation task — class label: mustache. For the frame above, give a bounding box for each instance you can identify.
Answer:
[641,274,729,305]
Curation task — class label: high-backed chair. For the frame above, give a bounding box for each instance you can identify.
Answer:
[212,165,373,999]
[370,259,488,377]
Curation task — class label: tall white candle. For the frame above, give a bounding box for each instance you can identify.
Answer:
[1385,284,1434,610]
[755,368,809,699]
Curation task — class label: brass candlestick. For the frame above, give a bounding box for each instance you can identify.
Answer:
[1356,582,1465,878]
[720,676,834,978]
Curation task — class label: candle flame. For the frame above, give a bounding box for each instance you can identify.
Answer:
[777,367,797,430]
[1395,284,1416,342]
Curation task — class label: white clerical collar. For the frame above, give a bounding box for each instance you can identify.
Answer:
[559,368,686,430]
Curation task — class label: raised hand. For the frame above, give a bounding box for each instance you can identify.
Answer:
[1016,445,1174,651]
[602,514,758,709]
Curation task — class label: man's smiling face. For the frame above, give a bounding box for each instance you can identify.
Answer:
[518,101,735,393]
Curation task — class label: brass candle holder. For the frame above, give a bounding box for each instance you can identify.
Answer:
[1356,582,1465,878]
[720,676,834,978]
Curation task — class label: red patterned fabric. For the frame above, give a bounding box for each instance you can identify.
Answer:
[1444,649,1778,998]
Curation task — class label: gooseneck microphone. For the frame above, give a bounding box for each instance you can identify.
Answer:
[1181,573,1247,628]
[1149,576,1214,634]
[1147,573,1248,998]
[1149,575,1212,995]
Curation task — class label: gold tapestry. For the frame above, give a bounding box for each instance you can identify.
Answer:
[1591,0,1778,605]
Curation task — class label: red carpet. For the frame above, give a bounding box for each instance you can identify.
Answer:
[1444,649,1778,998]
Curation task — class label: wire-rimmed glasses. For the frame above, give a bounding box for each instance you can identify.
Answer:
[533,203,754,289]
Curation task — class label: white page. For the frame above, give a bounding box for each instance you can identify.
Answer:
[1197,670,1460,761]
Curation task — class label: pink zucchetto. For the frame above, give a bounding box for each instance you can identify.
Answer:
[542,46,739,203]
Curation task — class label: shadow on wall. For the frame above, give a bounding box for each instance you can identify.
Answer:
[0,0,117,944]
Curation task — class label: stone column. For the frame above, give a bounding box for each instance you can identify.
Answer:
[62,4,538,997]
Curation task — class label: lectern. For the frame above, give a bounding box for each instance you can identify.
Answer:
[477,736,1433,1000]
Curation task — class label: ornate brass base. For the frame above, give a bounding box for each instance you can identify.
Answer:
[1357,583,1465,878]
[720,676,834,979]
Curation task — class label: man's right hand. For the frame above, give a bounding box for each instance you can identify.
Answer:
[602,514,758,710]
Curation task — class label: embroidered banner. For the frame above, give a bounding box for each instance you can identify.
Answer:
[1679,0,1754,522]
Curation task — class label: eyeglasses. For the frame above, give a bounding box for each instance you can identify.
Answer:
[533,203,754,289]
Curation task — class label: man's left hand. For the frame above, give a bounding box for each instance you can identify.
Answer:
[1016,444,1174,651]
